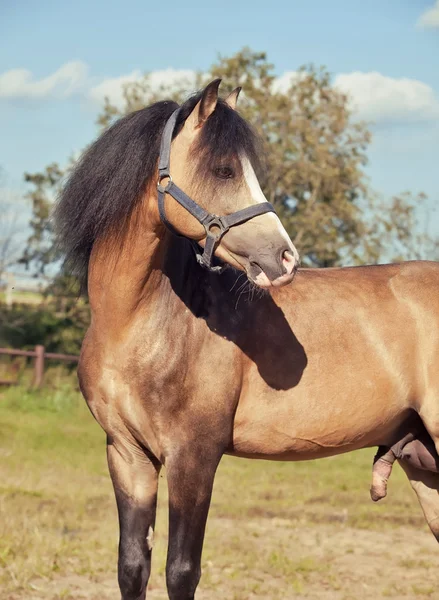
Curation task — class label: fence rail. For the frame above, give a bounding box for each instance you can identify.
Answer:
[0,346,79,388]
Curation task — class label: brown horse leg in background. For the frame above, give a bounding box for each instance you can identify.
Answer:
[400,461,439,541]
[410,391,439,540]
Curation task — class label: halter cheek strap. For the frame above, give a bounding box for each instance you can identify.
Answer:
[157,108,275,273]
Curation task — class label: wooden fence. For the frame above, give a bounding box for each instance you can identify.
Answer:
[0,346,79,388]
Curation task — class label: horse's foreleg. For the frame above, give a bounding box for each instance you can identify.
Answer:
[399,460,439,541]
[107,437,161,600]
[165,446,222,600]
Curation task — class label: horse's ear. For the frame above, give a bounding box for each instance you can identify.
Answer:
[225,87,242,110]
[186,79,221,130]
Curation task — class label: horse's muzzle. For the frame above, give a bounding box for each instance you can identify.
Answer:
[250,249,299,288]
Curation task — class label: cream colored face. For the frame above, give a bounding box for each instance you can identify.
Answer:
[157,80,300,288]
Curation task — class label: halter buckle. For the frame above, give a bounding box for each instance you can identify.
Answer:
[195,251,228,274]
[202,215,229,241]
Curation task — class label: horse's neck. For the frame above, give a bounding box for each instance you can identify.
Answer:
[87,212,209,333]
[88,210,163,323]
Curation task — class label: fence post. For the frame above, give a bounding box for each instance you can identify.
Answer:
[34,345,45,388]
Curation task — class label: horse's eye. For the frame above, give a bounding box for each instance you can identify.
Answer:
[214,166,234,179]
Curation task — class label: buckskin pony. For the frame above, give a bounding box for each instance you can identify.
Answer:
[54,80,439,600]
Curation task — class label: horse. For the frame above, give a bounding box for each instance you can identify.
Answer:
[54,79,439,600]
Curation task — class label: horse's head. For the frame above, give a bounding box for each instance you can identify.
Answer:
[156,79,299,288]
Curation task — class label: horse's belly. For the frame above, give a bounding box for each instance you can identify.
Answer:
[231,376,411,460]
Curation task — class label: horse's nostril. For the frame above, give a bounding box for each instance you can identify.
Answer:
[282,250,296,275]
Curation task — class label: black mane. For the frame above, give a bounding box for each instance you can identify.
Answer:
[54,91,262,290]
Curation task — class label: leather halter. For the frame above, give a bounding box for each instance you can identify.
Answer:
[157,108,275,273]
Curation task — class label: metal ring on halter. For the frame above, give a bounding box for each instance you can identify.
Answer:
[157,174,173,194]
[201,215,230,241]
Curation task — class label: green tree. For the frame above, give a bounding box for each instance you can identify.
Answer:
[0,168,28,281]
[22,162,65,274]
[22,48,436,279]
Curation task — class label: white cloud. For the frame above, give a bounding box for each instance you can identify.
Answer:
[267,70,439,123]
[88,69,142,106]
[0,61,88,100]
[417,1,439,28]
[88,68,198,108]
[334,71,439,122]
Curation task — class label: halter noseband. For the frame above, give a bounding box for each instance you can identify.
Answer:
[157,108,275,273]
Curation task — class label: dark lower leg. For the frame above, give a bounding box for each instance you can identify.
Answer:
[108,439,161,600]
[165,449,221,600]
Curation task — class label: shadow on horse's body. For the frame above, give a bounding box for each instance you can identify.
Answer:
[55,80,439,600]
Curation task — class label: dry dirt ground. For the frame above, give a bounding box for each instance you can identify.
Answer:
[7,518,439,600]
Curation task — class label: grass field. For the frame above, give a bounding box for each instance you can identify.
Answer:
[1,382,438,599]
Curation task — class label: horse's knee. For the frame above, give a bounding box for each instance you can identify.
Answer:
[118,546,150,600]
[166,559,200,600]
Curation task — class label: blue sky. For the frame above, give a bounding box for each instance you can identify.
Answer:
[1,0,438,237]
